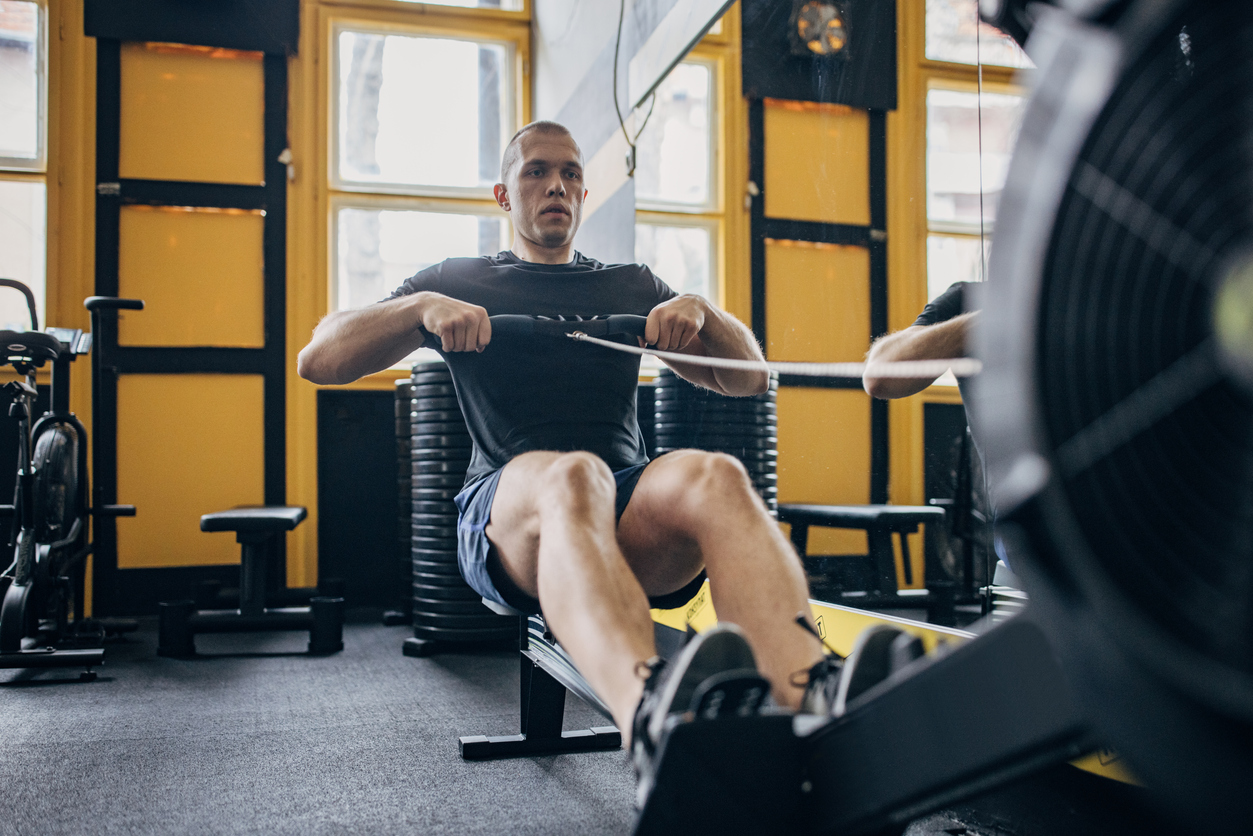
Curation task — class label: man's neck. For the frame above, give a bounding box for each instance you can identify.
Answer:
[511,237,575,265]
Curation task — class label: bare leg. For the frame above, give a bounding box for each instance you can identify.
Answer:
[618,451,824,709]
[486,451,657,736]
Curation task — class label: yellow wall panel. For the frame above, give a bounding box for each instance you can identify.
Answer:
[764,100,870,226]
[116,375,265,569]
[766,240,869,362]
[119,43,265,185]
[777,387,871,555]
[118,206,265,347]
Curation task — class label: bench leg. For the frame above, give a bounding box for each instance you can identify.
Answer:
[868,529,899,596]
[459,619,621,760]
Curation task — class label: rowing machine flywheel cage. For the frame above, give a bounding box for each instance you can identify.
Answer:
[977,0,1253,829]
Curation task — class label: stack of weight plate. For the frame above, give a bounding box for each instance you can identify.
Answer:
[653,368,778,516]
[636,378,657,458]
[386,380,414,626]
[406,360,514,656]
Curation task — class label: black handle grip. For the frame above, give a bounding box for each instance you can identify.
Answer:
[84,297,145,313]
[94,504,137,517]
[488,315,648,339]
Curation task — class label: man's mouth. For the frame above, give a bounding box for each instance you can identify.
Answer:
[541,205,570,218]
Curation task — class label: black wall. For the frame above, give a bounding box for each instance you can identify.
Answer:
[317,390,397,609]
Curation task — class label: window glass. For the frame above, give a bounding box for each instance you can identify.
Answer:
[926,88,1025,230]
[336,29,511,191]
[0,0,43,166]
[925,0,1032,68]
[335,207,508,312]
[634,61,712,208]
[635,223,713,300]
[0,178,45,329]
[927,234,987,301]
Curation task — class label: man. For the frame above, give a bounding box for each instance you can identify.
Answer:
[863,281,1000,586]
[298,121,833,800]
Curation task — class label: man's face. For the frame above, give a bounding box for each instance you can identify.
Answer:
[496,132,586,249]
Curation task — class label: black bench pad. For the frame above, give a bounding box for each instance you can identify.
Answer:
[200,506,307,533]
[778,504,944,529]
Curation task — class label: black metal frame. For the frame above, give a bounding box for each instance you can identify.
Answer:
[748,101,890,504]
[91,41,290,616]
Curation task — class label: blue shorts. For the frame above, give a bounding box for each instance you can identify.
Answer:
[454,457,707,615]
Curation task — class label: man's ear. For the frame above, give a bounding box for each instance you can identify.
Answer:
[493,183,510,211]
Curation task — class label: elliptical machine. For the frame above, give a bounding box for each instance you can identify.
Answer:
[0,281,139,679]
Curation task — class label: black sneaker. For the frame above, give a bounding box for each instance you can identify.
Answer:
[797,654,844,716]
[630,624,770,809]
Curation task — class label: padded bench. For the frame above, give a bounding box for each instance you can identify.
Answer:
[778,504,946,598]
[157,506,345,658]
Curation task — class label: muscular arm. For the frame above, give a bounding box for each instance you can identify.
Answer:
[297,291,489,385]
[863,311,977,399]
[649,295,769,397]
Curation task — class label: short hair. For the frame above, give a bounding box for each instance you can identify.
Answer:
[499,121,581,184]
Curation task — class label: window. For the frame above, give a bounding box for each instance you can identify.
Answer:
[925,0,1032,69]
[329,20,520,323]
[0,0,46,331]
[634,58,718,303]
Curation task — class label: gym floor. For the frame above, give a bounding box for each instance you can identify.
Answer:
[0,615,1172,836]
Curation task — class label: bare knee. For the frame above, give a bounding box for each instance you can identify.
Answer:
[536,452,616,514]
[669,452,758,520]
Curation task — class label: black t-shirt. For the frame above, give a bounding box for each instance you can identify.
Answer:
[913,281,972,328]
[388,251,678,485]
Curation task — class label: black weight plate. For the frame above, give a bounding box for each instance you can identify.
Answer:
[411,448,472,462]
[411,583,480,601]
[413,383,457,398]
[410,421,471,435]
[411,434,472,449]
[410,624,515,643]
[412,598,495,616]
[653,398,777,411]
[411,460,469,475]
[413,475,465,490]
[412,524,457,538]
[653,420,776,435]
[410,396,460,411]
[412,570,471,587]
[412,537,459,552]
[412,488,462,501]
[654,435,777,449]
[654,446,778,460]
[412,513,459,527]
[413,613,512,630]
[411,546,460,559]
[412,500,458,514]
[411,560,461,576]
[411,409,466,424]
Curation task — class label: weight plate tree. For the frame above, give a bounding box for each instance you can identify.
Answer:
[978,0,1253,829]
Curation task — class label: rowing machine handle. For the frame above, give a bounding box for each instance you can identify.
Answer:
[488,314,648,339]
[84,297,145,313]
[94,505,136,517]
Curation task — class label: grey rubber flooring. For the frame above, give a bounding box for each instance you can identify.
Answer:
[0,619,635,836]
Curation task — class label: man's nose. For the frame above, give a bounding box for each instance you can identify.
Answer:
[546,176,566,196]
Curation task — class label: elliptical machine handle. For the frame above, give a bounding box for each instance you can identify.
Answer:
[0,279,40,331]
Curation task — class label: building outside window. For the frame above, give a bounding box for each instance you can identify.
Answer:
[923,0,1029,303]
[0,0,46,331]
[634,57,718,304]
[330,21,521,317]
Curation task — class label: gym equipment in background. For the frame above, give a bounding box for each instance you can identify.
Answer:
[653,367,779,516]
[156,506,344,657]
[978,0,1253,829]
[404,359,514,657]
[0,287,139,677]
